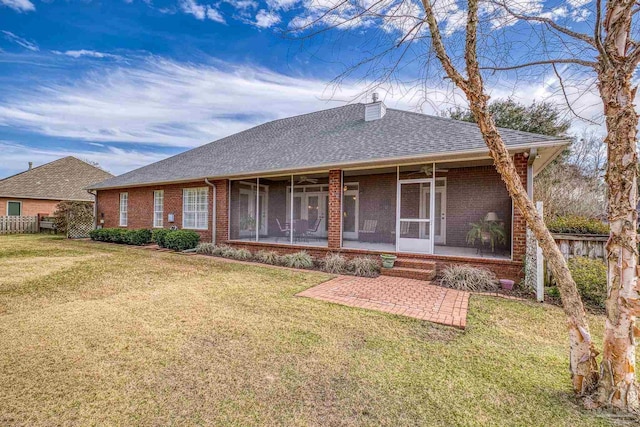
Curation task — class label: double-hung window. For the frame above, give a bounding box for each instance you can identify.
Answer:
[153,190,164,227]
[6,201,21,216]
[183,188,208,229]
[119,192,128,226]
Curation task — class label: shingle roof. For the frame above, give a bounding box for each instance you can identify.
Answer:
[90,103,566,190]
[0,156,114,201]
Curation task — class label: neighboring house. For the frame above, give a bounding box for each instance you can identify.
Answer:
[89,101,569,280]
[0,156,114,217]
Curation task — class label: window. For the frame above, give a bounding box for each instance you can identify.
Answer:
[183,187,208,229]
[119,193,128,226]
[7,201,21,216]
[153,190,164,227]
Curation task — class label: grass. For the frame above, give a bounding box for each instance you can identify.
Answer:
[0,234,635,426]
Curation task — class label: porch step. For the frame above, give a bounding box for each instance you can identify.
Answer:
[380,266,436,281]
[394,258,436,270]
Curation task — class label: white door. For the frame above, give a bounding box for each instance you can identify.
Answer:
[421,181,446,244]
[305,192,328,238]
[397,179,433,254]
[342,189,359,240]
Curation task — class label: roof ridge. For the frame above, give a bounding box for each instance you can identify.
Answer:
[385,107,566,140]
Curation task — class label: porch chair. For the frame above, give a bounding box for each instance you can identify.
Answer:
[358,219,378,243]
[275,218,290,242]
[306,218,322,241]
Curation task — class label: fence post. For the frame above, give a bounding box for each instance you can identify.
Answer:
[536,201,544,302]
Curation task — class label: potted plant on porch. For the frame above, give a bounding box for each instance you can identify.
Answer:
[380,253,397,268]
[466,218,506,253]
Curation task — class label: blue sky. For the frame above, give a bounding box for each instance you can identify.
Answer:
[0,0,602,177]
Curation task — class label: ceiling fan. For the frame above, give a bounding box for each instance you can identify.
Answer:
[406,165,449,176]
[296,176,319,184]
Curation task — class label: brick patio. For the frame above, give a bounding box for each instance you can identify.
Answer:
[297,275,469,329]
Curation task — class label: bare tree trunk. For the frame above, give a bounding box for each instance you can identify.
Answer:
[422,0,600,395]
[594,5,640,406]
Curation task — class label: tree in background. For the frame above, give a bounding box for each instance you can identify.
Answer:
[446,100,607,220]
[447,99,570,136]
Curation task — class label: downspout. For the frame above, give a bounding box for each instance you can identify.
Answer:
[526,148,537,199]
[204,178,216,244]
[87,189,98,229]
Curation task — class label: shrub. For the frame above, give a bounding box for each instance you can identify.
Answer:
[568,257,607,308]
[195,242,216,255]
[546,216,609,235]
[163,230,200,251]
[350,256,380,277]
[255,250,279,265]
[321,253,349,274]
[152,229,172,248]
[439,265,499,292]
[281,251,314,269]
[90,228,151,245]
[126,229,152,246]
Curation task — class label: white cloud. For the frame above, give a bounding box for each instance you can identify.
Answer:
[266,0,299,10]
[0,0,35,13]
[179,0,225,23]
[224,0,258,10]
[254,9,281,28]
[568,0,591,7]
[1,30,38,51]
[0,141,168,176]
[53,50,121,59]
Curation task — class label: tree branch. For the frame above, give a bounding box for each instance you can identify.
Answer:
[491,0,597,48]
[481,58,598,72]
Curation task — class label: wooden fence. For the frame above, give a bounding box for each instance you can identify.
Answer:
[0,216,39,234]
[543,233,608,285]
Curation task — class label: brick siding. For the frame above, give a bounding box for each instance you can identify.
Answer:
[512,153,528,262]
[96,180,223,243]
[0,197,68,217]
[328,170,342,249]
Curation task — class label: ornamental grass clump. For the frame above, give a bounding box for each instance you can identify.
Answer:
[195,243,216,255]
[231,248,253,261]
[439,265,499,292]
[321,253,349,274]
[349,256,380,277]
[255,250,280,265]
[281,251,314,269]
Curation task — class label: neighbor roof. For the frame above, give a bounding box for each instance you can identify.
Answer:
[90,103,568,190]
[0,156,114,201]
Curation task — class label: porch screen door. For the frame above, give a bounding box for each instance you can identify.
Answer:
[397,179,433,254]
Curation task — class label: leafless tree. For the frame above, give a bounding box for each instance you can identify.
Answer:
[289,0,639,413]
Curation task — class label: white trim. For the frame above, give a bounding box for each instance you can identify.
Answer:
[153,190,164,228]
[182,187,208,230]
[119,193,128,227]
[6,200,22,216]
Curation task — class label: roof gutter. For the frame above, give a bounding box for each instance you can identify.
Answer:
[204,178,216,244]
[88,138,571,191]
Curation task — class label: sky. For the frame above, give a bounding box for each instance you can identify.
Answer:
[0,0,605,178]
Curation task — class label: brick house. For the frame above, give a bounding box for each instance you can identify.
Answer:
[0,156,113,217]
[89,101,568,280]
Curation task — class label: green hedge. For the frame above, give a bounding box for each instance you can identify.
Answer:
[568,257,607,308]
[89,228,152,245]
[163,230,200,251]
[152,229,172,248]
[546,216,609,235]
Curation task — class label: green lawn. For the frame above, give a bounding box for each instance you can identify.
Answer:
[0,234,629,426]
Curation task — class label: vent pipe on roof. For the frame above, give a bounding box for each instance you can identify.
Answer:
[28,162,33,170]
[365,92,386,121]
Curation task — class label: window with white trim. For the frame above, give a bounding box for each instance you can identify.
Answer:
[183,187,208,229]
[153,190,164,227]
[119,193,128,226]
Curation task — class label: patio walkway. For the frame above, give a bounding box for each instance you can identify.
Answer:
[297,275,469,329]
